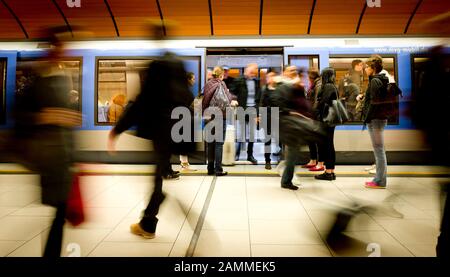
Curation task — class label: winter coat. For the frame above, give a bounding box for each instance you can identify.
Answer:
[362,73,390,123]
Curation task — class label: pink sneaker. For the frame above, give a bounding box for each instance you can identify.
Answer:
[309,166,325,172]
[365,181,386,189]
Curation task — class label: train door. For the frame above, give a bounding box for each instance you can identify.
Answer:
[205,47,284,163]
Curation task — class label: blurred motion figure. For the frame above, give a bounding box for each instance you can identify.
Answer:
[12,27,82,257]
[108,22,195,239]
[413,46,450,257]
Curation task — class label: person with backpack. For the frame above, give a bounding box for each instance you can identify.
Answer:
[202,66,238,176]
[362,55,390,189]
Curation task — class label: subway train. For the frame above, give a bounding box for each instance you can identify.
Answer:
[0,37,448,165]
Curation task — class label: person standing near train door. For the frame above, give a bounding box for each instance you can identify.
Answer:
[362,55,389,189]
[107,22,194,239]
[179,72,198,172]
[232,63,261,164]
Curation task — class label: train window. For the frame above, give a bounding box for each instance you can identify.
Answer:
[411,56,429,100]
[96,59,152,124]
[329,55,398,124]
[288,55,319,70]
[287,55,320,89]
[0,59,6,124]
[15,59,82,112]
[97,56,201,125]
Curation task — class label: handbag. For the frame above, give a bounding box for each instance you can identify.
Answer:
[209,83,231,113]
[280,112,327,147]
[323,99,349,126]
[66,173,85,227]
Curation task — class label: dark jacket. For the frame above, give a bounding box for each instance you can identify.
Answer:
[362,73,389,123]
[231,76,261,109]
[307,77,321,114]
[316,83,338,121]
[259,85,277,112]
[24,71,74,206]
[114,52,194,148]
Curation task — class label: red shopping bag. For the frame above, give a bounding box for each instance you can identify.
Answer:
[66,174,85,226]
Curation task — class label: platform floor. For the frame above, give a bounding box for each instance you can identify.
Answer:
[0,163,448,257]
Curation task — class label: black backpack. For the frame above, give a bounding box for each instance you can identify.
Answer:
[387,83,403,98]
[378,81,402,122]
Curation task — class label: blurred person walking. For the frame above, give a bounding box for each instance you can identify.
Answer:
[12,27,82,257]
[413,46,450,257]
[278,73,314,190]
[107,22,195,239]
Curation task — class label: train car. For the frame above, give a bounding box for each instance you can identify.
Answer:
[1,37,448,165]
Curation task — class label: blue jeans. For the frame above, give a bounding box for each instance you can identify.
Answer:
[207,120,227,173]
[281,145,300,185]
[368,119,387,186]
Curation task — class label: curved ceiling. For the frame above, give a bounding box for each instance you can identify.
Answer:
[0,0,448,40]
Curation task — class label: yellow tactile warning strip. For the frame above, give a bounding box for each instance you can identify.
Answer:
[1,168,449,177]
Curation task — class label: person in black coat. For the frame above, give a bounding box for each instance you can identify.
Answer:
[413,46,450,257]
[313,67,338,181]
[107,25,194,239]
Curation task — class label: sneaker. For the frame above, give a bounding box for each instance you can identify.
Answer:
[247,156,258,165]
[130,223,155,239]
[314,172,336,181]
[365,181,386,189]
[265,163,272,170]
[180,162,197,172]
[365,164,376,171]
[281,183,299,190]
[309,165,325,172]
[301,163,317,168]
[368,169,376,174]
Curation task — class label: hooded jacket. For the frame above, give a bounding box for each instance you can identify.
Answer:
[362,73,390,123]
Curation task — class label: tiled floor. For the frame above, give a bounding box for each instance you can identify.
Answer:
[0,164,448,257]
